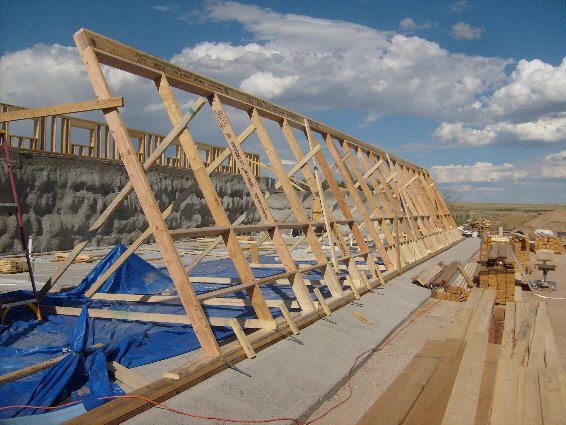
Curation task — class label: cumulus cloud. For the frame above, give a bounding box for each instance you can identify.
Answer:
[451,22,483,40]
[170,1,509,122]
[399,17,434,32]
[430,162,527,183]
[434,114,566,145]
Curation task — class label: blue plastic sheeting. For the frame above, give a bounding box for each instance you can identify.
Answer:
[0,245,288,418]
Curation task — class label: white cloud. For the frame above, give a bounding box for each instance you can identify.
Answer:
[544,150,566,161]
[451,22,483,40]
[240,72,298,98]
[399,17,434,32]
[434,114,566,145]
[430,162,527,183]
[170,1,510,122]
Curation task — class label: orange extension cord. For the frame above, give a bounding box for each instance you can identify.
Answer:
[0,300,441,424]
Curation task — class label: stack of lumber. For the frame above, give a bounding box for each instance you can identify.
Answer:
[534,236,564,254]
[356,288,566,425]
[411,263,444,288]
[478,241,515,304]
[469,218,492,235]
[54,253,93,263]
[430,259,476,302]
[0,258,28,273]
[510,235,531,273]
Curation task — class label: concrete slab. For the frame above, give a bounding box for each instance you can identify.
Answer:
[124,238,481,425]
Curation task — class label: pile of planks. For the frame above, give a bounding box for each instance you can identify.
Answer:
[412,251,478,302]
[534,236,564,254]
[510,235,531,273]
[54,253,93,263]
[356,287,565,425]
[478,239,515,304]
[0,258,28,273]
[430,259,477,302]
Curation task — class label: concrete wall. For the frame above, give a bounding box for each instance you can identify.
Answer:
[0,149,274,254]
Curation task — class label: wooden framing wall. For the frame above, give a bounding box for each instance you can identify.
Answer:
[0,28,462,422]
[0,102,260,176]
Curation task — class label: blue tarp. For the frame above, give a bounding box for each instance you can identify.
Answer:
[0,245,287,418]
[0,244,363,419]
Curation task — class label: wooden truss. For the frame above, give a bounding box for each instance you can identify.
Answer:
[0,28,462,422]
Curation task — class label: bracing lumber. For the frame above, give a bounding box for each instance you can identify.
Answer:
[0,98,123,122]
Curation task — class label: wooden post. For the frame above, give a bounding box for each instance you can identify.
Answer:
[210,95,315,313]
[74,30,221,356]
[155,75,272,321]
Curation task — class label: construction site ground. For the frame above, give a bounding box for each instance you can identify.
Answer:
[2,237,565,424]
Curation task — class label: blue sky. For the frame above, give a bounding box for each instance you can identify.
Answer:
[1,0,565,203]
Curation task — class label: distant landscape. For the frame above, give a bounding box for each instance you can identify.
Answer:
[448,202,566,233]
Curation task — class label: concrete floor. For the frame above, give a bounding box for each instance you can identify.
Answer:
[121,238,481,425]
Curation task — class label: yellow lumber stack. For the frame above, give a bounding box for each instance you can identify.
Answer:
[510,235,531,273]
[534,236,564,254]
[0,258,29,273]
[54,253,93,263]
[478,237,515,304]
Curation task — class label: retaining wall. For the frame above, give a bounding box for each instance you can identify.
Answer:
[0,149,275,254]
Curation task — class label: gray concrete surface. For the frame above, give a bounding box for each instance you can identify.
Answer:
[124,238,481,425]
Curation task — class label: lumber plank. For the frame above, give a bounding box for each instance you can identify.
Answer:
[447,308,472,340]
[490,358,519,425]
[528,301,547,368]
[474,343,500,425]
[108,361,150,390]
[517,367,542,425]
[227,318,256,359]
[544,320,562,370]
[441,332,489,425]
[501,302,516,359]
[539,368,566,425]
[513,302,538,366]
[42,305,276,330]
[355,340,448,425]
[465,289,496,339]
[0,98,123,122]
[403,339,466,425]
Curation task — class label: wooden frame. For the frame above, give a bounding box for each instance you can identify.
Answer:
[1,28,462,422]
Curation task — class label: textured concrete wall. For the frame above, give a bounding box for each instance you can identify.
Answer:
[0,150,274,254]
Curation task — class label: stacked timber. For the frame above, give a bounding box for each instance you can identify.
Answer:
[510,235,531,273]
[0,258,28,273]
[412,255,477,302]
[534,236,564,254]
[478,239,515,304]
[356,288,565,425]
[54,253,93,263]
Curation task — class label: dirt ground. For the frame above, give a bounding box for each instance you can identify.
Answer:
[450,203,566,233]
[306,251,566,425]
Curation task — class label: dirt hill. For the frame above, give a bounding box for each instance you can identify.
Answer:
[517,209,566,235]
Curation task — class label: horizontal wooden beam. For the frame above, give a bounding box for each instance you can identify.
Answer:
[42,305,275,330]
[0,98,123,122]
